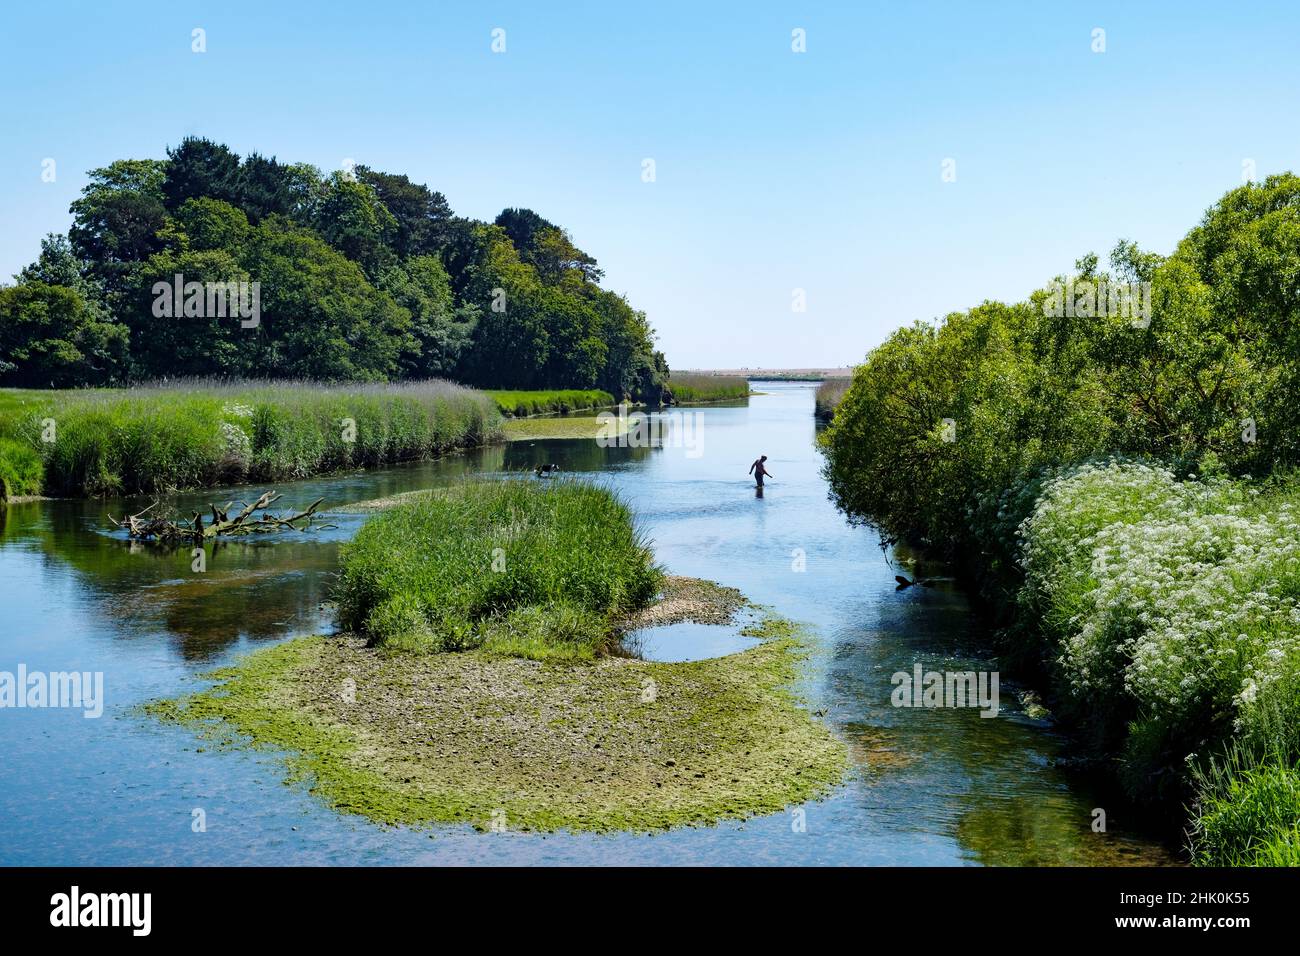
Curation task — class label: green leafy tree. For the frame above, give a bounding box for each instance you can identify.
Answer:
[377,256,475,378]
[233,152,299,223]
[242,217,415,380]
[162,136,241,211]
[0,281,128,387]
[313,172,399,276]
[68,159,168,291]
[358,167,454,258]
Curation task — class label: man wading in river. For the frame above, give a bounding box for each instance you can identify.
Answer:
[749,455,772,488]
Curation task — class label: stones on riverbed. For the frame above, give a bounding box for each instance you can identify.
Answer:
[620,576,747,629]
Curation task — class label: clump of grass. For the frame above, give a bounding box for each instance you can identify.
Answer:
[665,373,749,405]
[0,436,43,499]
[1190,753,1300,865]
[1188,665,1300,864]
[336,478,663,659]
[814,378,850,422]
[486,389,615,417]
[12,378,501,496]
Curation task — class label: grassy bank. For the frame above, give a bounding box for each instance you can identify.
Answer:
[0,437,43,500]
[664,373,750,404]
[813,378,850,422]
[0,379,500,497]
[336,479,661,658]
[485,389,615,417]
[0,390,53,500]
[151,480,847,832]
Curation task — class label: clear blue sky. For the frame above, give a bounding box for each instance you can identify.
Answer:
[2,1,1297,369]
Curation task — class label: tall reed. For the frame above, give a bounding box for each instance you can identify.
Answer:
[9,378,500,496]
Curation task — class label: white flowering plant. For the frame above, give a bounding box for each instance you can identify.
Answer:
[1015,460,1300,797]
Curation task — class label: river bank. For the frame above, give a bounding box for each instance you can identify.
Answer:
[0,380,500,500]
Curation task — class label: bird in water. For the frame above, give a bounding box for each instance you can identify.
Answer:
[894,574,937,590]
[535,463,561,477]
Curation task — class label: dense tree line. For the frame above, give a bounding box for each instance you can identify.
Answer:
[0,137,669,397]
[822,173,1300,559]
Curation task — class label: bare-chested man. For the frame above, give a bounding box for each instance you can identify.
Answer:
[749,455,772,487]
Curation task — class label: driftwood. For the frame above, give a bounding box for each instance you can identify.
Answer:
[109,491,333,542]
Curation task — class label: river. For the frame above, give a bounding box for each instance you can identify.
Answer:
[0,381,1177,864]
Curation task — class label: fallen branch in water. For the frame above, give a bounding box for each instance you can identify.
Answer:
[109,491,334,542]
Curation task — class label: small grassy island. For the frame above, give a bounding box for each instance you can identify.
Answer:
[151,479,846,833]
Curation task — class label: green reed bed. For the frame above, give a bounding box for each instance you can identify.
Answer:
[665,373,750,404]
[0,436,43,499]
[813,378,850,422]
[4,379,500,497]
[0,390,53,499]
[485,389,615,417]
[336,478,662,660]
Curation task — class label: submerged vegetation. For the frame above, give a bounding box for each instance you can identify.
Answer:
[336,479,662,659]
[151,604,846,833]
[820,175,1300,865]
[0,379,498,497]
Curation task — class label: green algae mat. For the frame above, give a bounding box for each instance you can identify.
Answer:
[150,593,847,834]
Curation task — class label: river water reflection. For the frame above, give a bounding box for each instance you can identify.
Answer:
[0,382,1177,864]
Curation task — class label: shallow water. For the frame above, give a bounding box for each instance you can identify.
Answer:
[625,620,762,663]
[0,382,1178,865]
